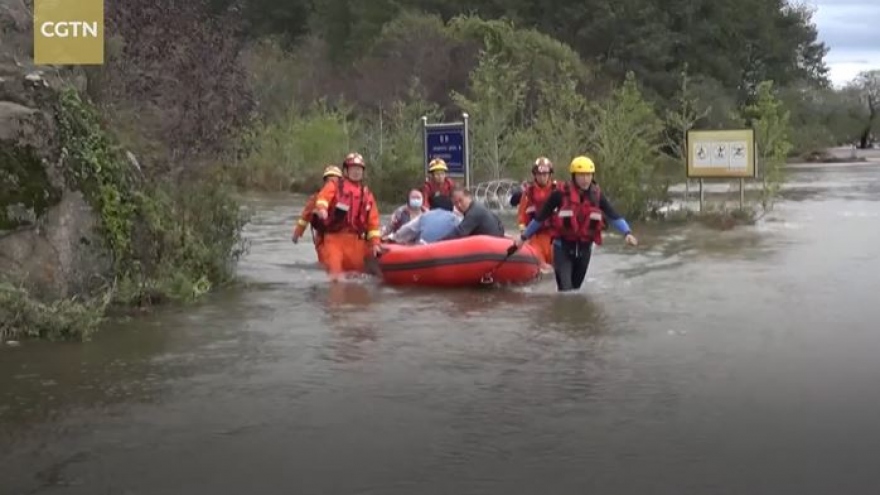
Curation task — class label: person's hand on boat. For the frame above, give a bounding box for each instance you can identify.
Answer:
[315,208,328,220]
[371,244,384,257]
[624,233,638,246]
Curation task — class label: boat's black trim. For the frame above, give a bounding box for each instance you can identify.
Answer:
[379,252,539,272]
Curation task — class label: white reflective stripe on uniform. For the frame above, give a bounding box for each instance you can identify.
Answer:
[336,203,350,211]
[525,206,536,213]
[589,212,602,221]
[557,210,573,218]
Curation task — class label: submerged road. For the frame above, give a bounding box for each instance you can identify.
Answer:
[2,163,880,494]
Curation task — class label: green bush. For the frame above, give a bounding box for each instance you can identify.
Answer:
[37,88,250,328]
[0,282,107,341]
[589,72,668,219]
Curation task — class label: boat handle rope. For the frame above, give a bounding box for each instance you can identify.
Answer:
[481,242,519,285]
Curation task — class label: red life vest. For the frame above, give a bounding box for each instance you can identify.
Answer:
[524,180,557,228]
[324,179,374,235]
[422,177,455,204]
[550,182,605,245]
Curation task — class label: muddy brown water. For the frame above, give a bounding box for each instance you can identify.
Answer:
[2,163,880,494]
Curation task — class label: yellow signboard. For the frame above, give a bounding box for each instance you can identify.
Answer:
[34,0,104,65]
[686,129,756,179]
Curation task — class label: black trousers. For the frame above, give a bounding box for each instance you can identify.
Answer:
[552,240,593,291]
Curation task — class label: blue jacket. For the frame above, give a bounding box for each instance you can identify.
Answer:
[392,209,461,244]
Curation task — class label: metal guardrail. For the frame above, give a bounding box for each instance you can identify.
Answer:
[472,179,522,212]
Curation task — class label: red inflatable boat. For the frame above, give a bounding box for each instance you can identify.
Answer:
[377,235,542,287]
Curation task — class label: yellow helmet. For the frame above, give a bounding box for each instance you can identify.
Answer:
[322,165,342,178]
[428,158,448,173]
[569,156,596,174]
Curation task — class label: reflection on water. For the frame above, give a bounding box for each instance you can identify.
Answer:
[3,164,880,494]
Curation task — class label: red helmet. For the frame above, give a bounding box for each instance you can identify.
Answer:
[532,156,553,175]
[343,152,365,168]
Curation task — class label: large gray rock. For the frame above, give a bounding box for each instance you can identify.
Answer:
[0,0,112,301]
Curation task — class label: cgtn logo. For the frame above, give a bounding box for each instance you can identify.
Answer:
[39,21,99,38]
[33,0,104,65]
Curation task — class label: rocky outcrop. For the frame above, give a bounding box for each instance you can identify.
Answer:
[0,0,111,300]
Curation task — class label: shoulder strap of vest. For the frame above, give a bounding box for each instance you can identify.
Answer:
[590,182,601,206]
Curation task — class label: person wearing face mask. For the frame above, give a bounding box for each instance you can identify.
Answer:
[509,155,638,292]
[383,189,428,237]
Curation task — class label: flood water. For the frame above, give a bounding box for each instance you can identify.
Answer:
[2,163,880,494]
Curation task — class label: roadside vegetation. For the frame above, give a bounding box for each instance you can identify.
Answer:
[4,0,879,340]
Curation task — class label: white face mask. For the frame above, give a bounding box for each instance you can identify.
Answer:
[408,198,423,209]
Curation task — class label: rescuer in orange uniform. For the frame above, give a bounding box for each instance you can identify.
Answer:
[291,165,343,263]
[313,152,383,280]
[516,157,557,268]
[421,158,456,209]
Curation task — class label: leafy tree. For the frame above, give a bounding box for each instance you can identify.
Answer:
[451,49,527,180]
[849,70,880,148]
[739,81,792,211]
[590,72,667,219]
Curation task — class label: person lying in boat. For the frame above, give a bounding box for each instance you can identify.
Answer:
[437,187,505,241]
[383,195,460,245]
[382,189,428,237]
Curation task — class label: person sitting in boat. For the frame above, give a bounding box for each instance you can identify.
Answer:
[437,187,505,241]
[511,155,638,292]
[382,189,428,237]
[421,158,456,209]
[291,165,343,264]
[384,195,460,244]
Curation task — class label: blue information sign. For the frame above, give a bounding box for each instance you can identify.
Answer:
[424,124,467,177]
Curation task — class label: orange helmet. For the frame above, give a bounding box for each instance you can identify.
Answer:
[532,156,553,175]
[343,152,365,168]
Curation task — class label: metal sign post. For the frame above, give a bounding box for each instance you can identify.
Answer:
[422,113,470,189]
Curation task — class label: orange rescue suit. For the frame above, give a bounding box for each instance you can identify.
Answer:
[517,180,557,265]
[293,180,339,263]
[314,178,381,276]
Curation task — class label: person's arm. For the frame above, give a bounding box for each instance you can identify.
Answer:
[366,194,382,246]
[293,193,317,238]
[516,189,530,232]
[599,194,631,235]
[509,186,523,207]
[521,190,563,239]
[438,209,479,241]
[420,182,433,209]
[390,216,420,244]
[383,206,405,235]
[313,180,338,216]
